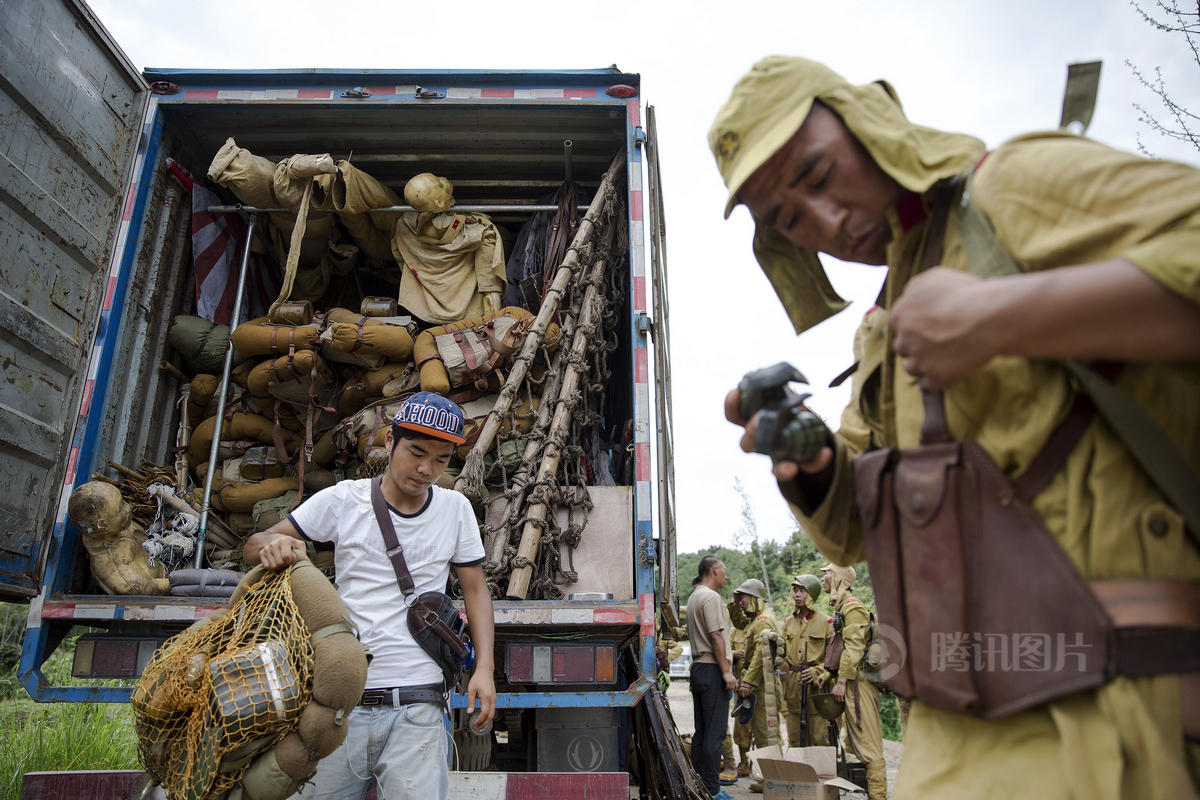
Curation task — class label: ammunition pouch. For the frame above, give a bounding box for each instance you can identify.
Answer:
[854,389,1200,720]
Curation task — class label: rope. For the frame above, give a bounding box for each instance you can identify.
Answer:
[469,193,627,598]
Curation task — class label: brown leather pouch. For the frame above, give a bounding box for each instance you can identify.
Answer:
[822,634,845,674]
[854,391,1114,718]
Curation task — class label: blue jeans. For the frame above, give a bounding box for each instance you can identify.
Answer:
[689,662,731,795]
[302,703,448,800]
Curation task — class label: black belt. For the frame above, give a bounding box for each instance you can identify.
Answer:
[358,683,445,707]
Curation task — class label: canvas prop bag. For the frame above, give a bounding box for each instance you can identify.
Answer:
[320,307,418,370]
[413,306,557,394]
[132,558,368,800]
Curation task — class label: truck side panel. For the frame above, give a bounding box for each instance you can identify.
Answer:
[0,0,147,599]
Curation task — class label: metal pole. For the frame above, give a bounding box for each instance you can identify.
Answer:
[194,214,259,568]
[563,140,574,185]
[205,204,590,214]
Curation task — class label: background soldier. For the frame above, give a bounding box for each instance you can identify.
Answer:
[822,564,885,800]
[733,578,780,794]
[780,574,832,747]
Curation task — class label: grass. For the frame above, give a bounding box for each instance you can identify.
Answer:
[0,603,141,800]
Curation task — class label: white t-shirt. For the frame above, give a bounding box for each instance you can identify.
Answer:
[288,478,486,688]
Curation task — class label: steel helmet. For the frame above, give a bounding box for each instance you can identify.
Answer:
[792,573,822,601]
[403,172,455,212]
[733,578,767,600]
[811,692,846,721]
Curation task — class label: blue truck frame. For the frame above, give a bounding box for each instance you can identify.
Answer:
[15,65,674,731]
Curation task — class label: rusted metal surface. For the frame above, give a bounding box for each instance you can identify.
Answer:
[0,0,147,599]
[19,771,163,800]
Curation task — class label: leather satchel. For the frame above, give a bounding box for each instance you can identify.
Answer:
[854,391,1114,718]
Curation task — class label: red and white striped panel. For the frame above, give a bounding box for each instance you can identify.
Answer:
[40,601,224,623]
[448,772,629,799]
[179,86,602,102]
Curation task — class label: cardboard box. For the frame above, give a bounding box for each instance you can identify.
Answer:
[749,745,862,800]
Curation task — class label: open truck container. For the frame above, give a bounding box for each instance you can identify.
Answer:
[2,0,678,789]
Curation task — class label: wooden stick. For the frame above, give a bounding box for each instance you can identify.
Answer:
[454,150,624,497]
[108,462,147,482]
[159,360,188,383]
[145,483,199,518]
[483,252,596,570]
[506,255,609,600]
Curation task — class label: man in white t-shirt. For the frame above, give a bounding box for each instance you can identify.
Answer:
[245,392,495,800]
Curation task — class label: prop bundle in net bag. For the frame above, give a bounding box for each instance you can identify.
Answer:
[132,557,368,799]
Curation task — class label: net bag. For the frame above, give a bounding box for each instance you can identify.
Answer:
[133,557,368,799]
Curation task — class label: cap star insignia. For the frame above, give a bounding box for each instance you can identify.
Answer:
[717,130,740,161]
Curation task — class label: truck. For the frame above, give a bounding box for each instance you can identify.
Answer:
[3,0,679,795]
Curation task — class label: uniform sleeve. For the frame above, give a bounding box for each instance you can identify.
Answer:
[776,312,883,566]
[451,494,486,567]
[743,614,779,688]
[974,133,1200,306]
[838,604,871,681]
[286,483,346,544]
[474,219,506,294]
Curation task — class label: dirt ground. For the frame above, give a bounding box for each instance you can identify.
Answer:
[660,677,903,799]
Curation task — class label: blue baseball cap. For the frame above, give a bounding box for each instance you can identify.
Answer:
[392,392,466,444]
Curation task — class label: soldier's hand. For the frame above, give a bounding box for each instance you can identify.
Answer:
[738,684,751,698]
[832,677,847,701]
[891,266,994,391]
[724,389,833,481]
[733,648,745,662]
[801,667,820,684]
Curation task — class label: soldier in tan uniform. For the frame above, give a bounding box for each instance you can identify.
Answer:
[711,56,1200,799]
[724,614,749,782]
[732,578,780,793]
[821,564,885,800]
[779,573,832,747]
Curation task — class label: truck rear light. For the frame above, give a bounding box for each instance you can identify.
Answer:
[505,643,618,685]
[606,84,638,98]
[595,645,615,683]
[72,635,165,678]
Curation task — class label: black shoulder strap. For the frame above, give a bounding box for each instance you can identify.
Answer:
[371,476,416,597]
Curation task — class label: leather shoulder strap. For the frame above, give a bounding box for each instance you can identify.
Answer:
[917,178,962,446]
[370,476,416,597]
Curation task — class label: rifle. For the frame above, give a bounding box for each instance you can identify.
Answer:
[799,640,810,746]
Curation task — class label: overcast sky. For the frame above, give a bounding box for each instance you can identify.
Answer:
[89,0,1200,558]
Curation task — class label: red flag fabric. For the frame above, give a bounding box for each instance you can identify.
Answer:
[192,184,280,325]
